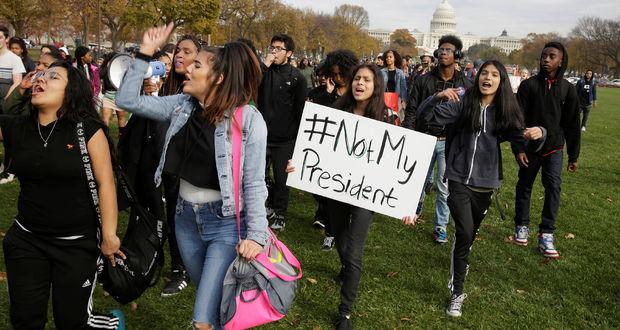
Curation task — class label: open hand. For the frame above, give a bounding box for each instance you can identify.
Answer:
[140,22,175,57]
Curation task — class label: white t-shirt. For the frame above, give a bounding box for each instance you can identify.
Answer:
[0,50,26,97]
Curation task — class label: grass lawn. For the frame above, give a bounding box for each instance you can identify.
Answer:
[1,88,619,329]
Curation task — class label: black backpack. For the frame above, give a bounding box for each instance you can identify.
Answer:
[77,122,165,304]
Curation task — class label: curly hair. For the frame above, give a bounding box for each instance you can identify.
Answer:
[438,35,463,51]
[325,49,359,84]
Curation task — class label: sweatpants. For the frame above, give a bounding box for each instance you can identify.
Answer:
[265,140,295,217]
[327,200,374,315]
[162,173,185,271]
[3,224,120,330]
[447,181,493,295]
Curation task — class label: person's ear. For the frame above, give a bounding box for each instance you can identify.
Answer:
[286,50,293,58]
[216,73,224,85]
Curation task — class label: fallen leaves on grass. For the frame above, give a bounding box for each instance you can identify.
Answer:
[129,302,138,311]
[307,278,318,285]
[312,326,321,330]
[386,271,399,278]
[0,271,6,281]
[400,316,412,322]
[504,235,514,243]
[516,289,526,295]
[475,235,483,241]
[565,233,576,239]
[0,230,5,237]
[606,197,613,203]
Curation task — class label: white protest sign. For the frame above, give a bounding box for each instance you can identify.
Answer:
[286,102,436,219]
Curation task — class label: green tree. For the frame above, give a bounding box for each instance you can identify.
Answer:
[389,29,417,56]
[0,0,43,37]
[509,32,565,70]
[467,43,508,62]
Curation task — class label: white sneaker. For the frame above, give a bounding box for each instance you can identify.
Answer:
[581,126,586,132]
[321,236,335,251]
[446,293,467,317]
[0,173,15,184]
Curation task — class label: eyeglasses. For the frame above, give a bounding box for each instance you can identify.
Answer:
[438,48,456,54]
[31,70,66,83]
[268,46,288,53]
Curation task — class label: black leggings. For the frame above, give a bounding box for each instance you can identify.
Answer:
[3,225,120,330]
[447,181,493,295]
[327,200,374,315]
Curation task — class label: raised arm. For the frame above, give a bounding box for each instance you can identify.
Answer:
[115,23,187,121]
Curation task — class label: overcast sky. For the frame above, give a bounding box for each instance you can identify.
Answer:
[283,0,619,38]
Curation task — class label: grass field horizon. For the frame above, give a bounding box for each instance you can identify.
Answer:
[1,88,618,329]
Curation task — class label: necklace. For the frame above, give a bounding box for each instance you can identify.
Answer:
[37,119,58,148]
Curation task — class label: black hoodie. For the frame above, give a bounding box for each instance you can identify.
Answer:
[512,42,580,163]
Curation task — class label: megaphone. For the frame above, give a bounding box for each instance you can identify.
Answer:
[107,53,166,90]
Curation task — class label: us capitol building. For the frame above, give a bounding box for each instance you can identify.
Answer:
[369,0,523,55]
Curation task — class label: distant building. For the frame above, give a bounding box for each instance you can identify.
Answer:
[369,0,523,56]
[480,30,523,54]
[368,29,392,48]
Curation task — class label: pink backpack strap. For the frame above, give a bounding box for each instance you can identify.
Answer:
[232,106,244,241]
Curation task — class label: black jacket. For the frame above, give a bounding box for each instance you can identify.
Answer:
[419,95,545,189]
[402,66,472,135]
[513,77,580,162]
[257,62,307,143]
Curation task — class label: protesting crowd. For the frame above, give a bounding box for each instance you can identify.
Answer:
[0,18,595,329]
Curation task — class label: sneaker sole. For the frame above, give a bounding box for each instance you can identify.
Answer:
[160,291,183,297]
[514,240,528,246]
[446,309,462,317]
[539,247,560,259]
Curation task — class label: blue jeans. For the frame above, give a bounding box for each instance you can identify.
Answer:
[175,198,246,329]
[416,140,450,230]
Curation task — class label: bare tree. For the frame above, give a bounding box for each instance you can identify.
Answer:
[572,16,620,77]
[334,4,369,30]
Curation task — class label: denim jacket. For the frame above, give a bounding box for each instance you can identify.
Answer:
[116,58,269,246]
[380,67,408,100]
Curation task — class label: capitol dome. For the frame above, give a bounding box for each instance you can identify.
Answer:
[430,0,457,35]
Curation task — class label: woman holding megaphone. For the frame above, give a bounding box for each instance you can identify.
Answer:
[116,23,270,330]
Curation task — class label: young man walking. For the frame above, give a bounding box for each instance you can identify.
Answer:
[512,41,581,258]
[403,35,472,243]
[575,69,597,132]
[257,34,307,231]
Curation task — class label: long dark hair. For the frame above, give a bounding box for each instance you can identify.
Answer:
[334,63,386,121]
[460,60,523,133]
[47,61,102,124]
[75,46,94,81]
[201,42,262,125]
[384,49,402,69]
[162,35,202,96]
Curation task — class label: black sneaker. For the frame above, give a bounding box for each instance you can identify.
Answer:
[335,314,352,330]
[270,215,285,231]
[161,269,189,297]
